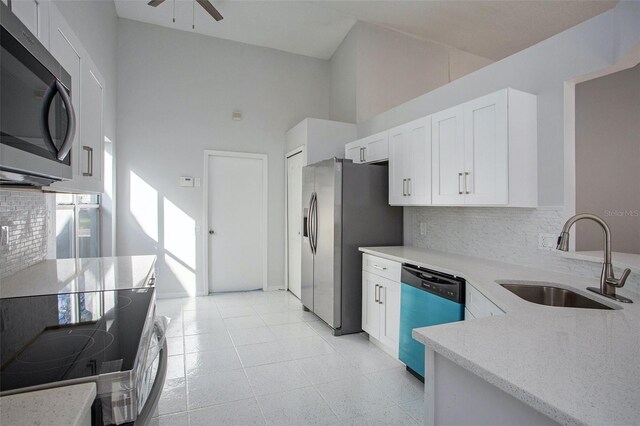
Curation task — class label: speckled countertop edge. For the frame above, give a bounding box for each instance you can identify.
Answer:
[0,383,97,425]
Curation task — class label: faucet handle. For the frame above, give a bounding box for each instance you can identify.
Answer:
[607,268,631,288]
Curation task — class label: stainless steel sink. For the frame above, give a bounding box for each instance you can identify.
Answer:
[498,282,614,310]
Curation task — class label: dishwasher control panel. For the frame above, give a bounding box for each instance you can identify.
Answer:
[401,264,465,304]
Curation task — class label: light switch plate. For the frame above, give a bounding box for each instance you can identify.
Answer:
[179,176,194,187]
[538,233,557,251]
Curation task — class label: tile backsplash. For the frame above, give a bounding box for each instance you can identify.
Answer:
[405,206,640,295]
[0,191,49,279]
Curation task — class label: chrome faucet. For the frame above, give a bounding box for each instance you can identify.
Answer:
[556,213,632,303]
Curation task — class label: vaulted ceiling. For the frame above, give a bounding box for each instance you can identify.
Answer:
[114,0,618,60]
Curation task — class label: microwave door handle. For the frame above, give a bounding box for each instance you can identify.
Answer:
[39,82,59,158]
[55,80,76,161]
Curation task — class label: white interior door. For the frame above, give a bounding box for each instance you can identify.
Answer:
[287,151,303,299]
[208,153,265,292]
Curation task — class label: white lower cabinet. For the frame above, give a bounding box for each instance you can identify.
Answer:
[465,283,504,319]
[362,259,401,358]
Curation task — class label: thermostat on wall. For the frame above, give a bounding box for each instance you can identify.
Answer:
[180,176,194,187]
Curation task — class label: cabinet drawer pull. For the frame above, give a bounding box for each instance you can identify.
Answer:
[372,264,387,271]
[362,146,366,162]
[458,172,463,195]
[374,284,379,302]
[83,146,93,177]
[402,179,407,196]
[379,286,384,305]
[407,178,411,196]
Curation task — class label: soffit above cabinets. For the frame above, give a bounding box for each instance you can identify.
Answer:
[114,0,617,61]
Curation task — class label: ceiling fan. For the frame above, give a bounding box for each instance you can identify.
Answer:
[147,0,223,22]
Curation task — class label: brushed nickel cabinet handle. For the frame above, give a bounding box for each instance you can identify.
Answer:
[458,173,463,195]
[407,178,411,196]
[82,146,93,177]
[464,171,470,194]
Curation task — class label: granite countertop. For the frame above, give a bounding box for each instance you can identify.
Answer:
[0,255,156,299]
[360,246,640,426]
[0,383,96,426]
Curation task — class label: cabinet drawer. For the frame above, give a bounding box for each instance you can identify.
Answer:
[465,283,503,319]
[363,253,401,282]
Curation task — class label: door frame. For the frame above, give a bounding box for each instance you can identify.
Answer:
[284,146,306,292]
[202,150,268,294]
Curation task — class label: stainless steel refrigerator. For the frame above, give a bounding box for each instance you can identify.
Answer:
[301,158,403,335]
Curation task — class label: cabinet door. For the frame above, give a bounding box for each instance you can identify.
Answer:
[362,131,388,163]
[10,0,38,38]
[361,271,380,339]
[78,58,104,192]
[463,90,508,205]
[378,279,400,355]
[48,7,82,179]
[432,105,465,205]
[405,117,431,205]
[388,125,406,205]
[345,140,363,164]
[11,1,50,51]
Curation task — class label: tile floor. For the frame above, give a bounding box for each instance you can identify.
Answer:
[152,290,425,425]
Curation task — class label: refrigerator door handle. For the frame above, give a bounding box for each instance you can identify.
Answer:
[311,192,318,254]
[306,193,314,253]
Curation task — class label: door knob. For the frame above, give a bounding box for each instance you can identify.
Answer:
[209,230,215,235]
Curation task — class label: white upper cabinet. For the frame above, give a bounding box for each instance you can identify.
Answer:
[388,117,431,205]
[345,131,388,164]
[463,90,508,205]
[78,57,105,192]
[9,0,49,48]
[432,88,537,207]
[47,4,105,194]
[432,105,465,204]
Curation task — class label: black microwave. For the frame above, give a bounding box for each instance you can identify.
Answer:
[0,1,75,187]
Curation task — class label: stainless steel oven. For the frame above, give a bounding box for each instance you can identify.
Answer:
[0,288,168,426]
[0,2,75,186]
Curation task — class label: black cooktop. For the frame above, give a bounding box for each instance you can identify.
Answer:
[0,288,154,393]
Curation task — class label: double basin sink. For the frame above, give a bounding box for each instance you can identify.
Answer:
[497,281,614,310]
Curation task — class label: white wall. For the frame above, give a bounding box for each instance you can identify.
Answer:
[116,19,330,297]
[329,29,358,124]
[575,63,640,254]
[53,0,118,256]
[358,1,640,207]
[329,22,493,124]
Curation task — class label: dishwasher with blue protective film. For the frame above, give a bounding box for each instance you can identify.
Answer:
[399,263,465,380]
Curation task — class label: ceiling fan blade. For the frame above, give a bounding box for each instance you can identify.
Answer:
[196,0,224,21]
[147,0,166,7]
